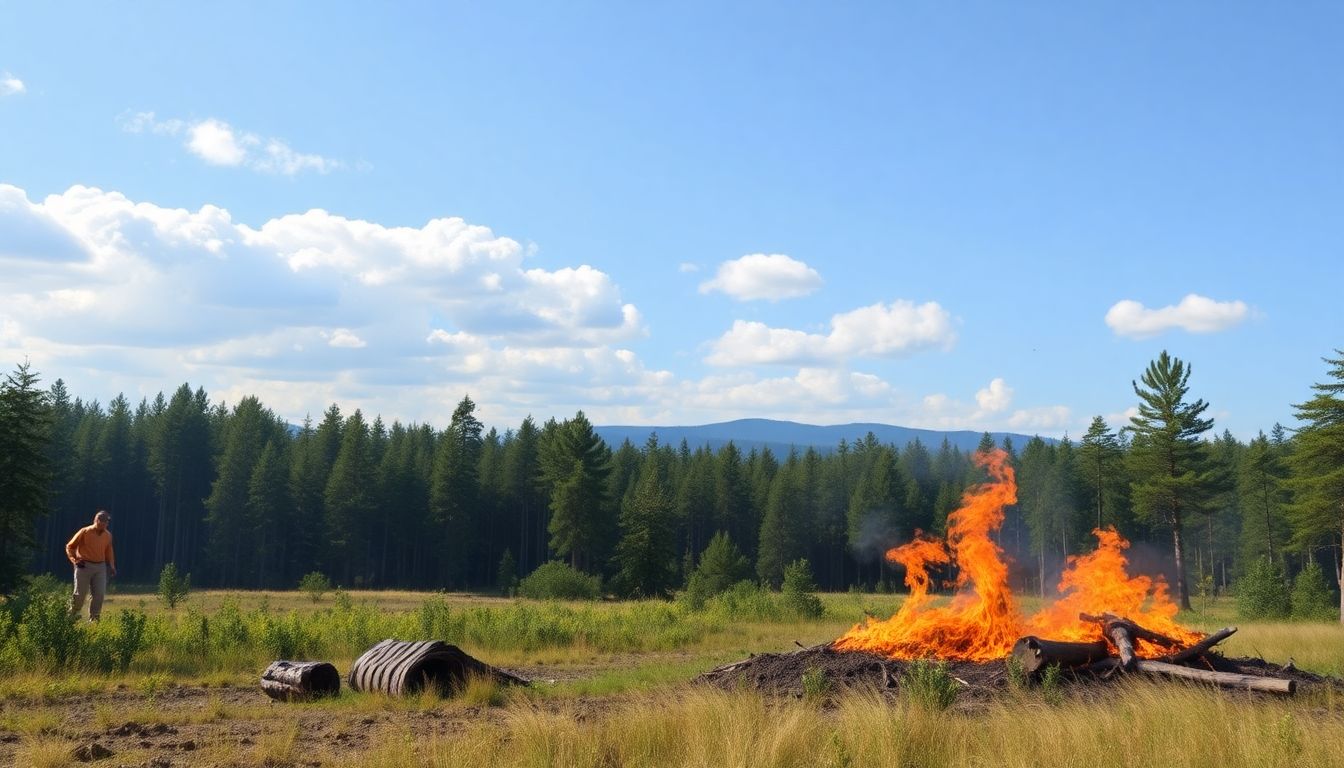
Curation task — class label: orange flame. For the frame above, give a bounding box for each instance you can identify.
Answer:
[833,448,1202,660]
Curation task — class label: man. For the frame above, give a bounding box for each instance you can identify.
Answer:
[66,510,117,621]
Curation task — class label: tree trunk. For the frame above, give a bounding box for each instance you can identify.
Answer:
[1337,524,1343,624]
[1172,518,1192,610]
[1012,637,1110,675]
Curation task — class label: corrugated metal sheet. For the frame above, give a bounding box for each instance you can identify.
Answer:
[348,639,528,697]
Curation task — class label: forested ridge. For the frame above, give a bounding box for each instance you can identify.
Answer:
[1,350,1341,619]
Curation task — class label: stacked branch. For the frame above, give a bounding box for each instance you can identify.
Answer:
[1010,615,1295,696]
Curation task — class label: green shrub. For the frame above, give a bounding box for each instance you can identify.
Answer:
[801,665,830,700]
[496,550,518,596]
[1291,561,1337,621]
[157,563,191,609]
[518,562,602,601]
[683,532,751,610]
[901,659,958,711]
[17,593,83,669]
[1236,557,1291,620]
[701,581,782,622]
[780,559,824,619]
[298,571,332,603]
[112,607,148,672]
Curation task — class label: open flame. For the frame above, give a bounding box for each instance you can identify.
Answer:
[833,448,1202,660]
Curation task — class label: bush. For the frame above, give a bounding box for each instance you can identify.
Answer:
[1291,561,1338,621]
[683,532,752,610]
[158,563,191,609]
[1236,557,1291,620]
[901,659,958,711]
[781,558,824,619]
[298,571,332,603]
[496,550,518,596]
[517,562,602,601]
[17,593,83,669]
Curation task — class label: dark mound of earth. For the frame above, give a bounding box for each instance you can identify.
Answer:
[694,644,1342,702]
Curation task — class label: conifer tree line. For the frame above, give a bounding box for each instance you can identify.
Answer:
[1,350,1342,620]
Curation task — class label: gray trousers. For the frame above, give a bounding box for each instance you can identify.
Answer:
[70,562,108,621]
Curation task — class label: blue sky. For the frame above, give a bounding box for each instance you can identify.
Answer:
[2,2,1340,438]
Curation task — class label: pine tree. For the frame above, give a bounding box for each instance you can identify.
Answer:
[1127,351,1217,610]
[430,395,484,587]
[1078,416,1124,530]
[0,362,52,594]
[540,412,611,572]
[1238,433,1290,566]
[757,452,809,587]
[1285,350,1344,622]
[325,409,375,584]
[611,443,678,598]
[247,440,291,588]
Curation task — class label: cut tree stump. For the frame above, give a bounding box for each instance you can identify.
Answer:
[260,660,341,701]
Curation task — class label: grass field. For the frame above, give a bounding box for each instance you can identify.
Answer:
[1,588,1341,767]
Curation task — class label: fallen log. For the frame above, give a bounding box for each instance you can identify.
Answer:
[260,660,341,701]
[1088,657,1295,695]
[1160,626,1237,664]
[1011,637,1111,675]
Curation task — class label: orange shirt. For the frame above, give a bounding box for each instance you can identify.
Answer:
[66,525,115,567]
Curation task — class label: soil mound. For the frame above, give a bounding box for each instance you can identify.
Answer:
[695,644,1343,702]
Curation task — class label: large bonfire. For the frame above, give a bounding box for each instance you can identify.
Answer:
[833,448,1203,661]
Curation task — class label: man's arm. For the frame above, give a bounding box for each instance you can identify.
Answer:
[106,534,116,576]
[65,529,83,565]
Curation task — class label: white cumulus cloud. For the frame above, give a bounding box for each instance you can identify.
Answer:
[0,183,651,426]
[699,253,822,301]
[0,72,24,96]
[1105,294,1249,338]
[120,112,340,176]
[975,378,1013,413]
[705,300,956,366]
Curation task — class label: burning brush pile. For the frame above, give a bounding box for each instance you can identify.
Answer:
[699,450,1336,701]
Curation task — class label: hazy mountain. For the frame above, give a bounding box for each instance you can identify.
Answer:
[594,418,1050,455]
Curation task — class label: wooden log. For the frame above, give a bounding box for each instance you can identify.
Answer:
[1136,660,1295,694]
[1160,627,1237,664]
[1104,622,1137,671]
[1080,612,1180,649]
[1086,657,1296,695]
[260,660,341,701]
[1011,636,1112,675]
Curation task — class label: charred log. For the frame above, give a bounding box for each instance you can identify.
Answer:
[1011,637,1111,675]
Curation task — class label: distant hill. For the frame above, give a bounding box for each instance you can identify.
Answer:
[593,418,1049,455]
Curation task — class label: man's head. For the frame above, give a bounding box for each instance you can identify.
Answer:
[94,510,110,531]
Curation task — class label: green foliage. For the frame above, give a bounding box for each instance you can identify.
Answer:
[801,665,829,700]
[1291,561,1337,621]
[1127,351,1220,609]
[298,571,332,603]
[611,445,679,599]
[1039,662,1064,705]
[17,593,83,669]
[518,561,602,601]
[901,659,958,711]
[158,563,191,609]
[496,549,517,596]
[1286,351,1344,580]
[683,532,751,610]
[112,607,148,672]
[1004,656,1028,691]
[780,558,824,618]
[1237,557,1292,620]
[0,362,52,595]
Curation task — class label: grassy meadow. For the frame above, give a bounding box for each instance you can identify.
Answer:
[2,586,1342,767]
